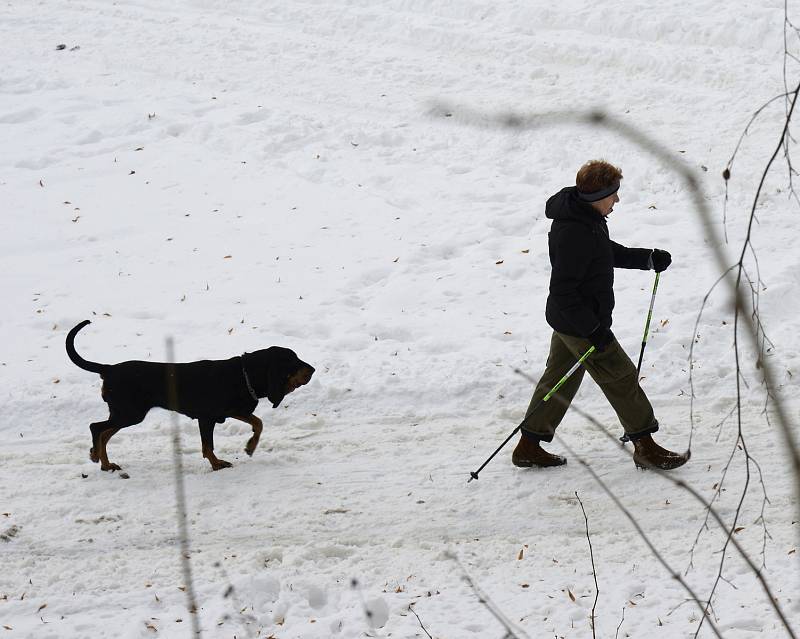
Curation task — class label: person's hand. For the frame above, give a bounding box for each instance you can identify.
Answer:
[652,249,671,272]
[588,326,615,352]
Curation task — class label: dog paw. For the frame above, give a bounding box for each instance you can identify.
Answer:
[211,459,233,471]
[89,448,99,463]
[101,463,122,472]
[244,436,260,457]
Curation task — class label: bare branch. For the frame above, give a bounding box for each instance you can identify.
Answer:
[446,552,531,639]
[408,603,434,639]
[575,491,599,639]
[166,337,202,638]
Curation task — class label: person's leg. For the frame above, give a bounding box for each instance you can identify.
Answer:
[557,332,687,469]
[513,332,585,467]
[520,332,586,441]
[557,332,657,437]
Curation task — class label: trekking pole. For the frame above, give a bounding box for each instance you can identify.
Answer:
[468,345,595,482]
[636,272,661,376]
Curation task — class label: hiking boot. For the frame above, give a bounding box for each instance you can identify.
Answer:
[512,433,567,468]
[632,434,690,470]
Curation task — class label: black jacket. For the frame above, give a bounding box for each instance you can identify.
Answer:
[544,187,652,337]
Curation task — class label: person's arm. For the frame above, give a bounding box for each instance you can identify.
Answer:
[610,240,652,270]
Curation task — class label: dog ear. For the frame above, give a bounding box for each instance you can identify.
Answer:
[263,347,303,408]
[267,372,287,408]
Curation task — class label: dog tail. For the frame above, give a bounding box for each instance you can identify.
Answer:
[66,320,107,374]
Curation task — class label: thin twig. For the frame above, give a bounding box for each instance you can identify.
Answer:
[688,263,737,449]
[615,607,626,639]
[408,603,433,639]
[166,337,202,638]
[447,552,530,639]
[575,491,599,639]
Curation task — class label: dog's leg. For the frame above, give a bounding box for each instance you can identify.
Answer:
[233,415,263,457]
[199,419,232,471]
[98,428,122,471]
[90,421,109,463]
[90,406,147,472]
[89,421,123,471]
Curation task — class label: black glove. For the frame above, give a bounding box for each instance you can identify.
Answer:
[588,326,615,352]
[651,249,671,273]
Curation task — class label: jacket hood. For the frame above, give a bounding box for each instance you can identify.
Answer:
[545,186,605,227]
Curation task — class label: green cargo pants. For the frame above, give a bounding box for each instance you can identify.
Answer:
[522,331,658,441]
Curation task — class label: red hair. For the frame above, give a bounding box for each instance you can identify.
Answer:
[576,160,623,193]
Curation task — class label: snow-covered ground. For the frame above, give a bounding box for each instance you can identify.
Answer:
[2,1,798,637]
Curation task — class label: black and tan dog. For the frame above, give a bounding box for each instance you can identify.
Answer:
[66,320,314,472]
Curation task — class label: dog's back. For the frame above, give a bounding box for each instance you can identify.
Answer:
[101,357,249,420]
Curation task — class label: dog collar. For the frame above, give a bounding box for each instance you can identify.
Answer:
[240,356,258,401]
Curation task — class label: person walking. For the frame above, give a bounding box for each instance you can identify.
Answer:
[512,160,688,470]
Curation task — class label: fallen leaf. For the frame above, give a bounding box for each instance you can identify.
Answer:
[567,589,575,602]
[37,603,47,613]
[495,260,504,265]
[734,526,745,534]
[518,548,524,560]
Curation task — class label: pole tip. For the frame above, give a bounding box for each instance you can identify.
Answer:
[468,471,479,483]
